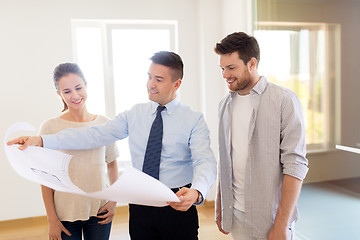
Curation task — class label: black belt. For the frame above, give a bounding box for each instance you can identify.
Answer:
[171,183,192,193]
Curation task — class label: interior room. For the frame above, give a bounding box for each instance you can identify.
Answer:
[1,0,360,239]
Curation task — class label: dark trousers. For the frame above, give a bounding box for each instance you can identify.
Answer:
[61,216,112,240]
[129,185,199,240]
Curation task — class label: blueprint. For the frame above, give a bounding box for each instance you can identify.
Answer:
[4,122,179,206]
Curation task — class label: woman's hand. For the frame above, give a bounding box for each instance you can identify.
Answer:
[48,218,71,240]
[97,201,117,224]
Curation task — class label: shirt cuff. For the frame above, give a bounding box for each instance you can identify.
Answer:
[191,184,207,205]
[283,162,309,180]
[193,191,204,205]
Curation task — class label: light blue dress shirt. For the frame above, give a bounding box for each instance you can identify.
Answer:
[42,96,217,201]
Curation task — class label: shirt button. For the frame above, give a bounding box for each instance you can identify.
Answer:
[229,206,232,209]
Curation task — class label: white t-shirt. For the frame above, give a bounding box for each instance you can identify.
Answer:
[231,93,252,212]
[39,115,119,221]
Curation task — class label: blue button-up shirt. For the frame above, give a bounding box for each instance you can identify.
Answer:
[42,96,217,201]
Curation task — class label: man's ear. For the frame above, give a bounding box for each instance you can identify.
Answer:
[174,79,182,91]
[247,57,258,72]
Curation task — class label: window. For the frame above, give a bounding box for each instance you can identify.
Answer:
[254,22,340,151]
[72,20,177,167]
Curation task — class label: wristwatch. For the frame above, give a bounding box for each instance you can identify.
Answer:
[196,191,203,204]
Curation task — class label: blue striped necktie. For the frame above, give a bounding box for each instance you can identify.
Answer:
[142,105,166,179]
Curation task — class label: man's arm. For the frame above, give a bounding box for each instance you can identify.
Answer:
[8,112,129,150]
[267,175,302,240]
[279,92,308,180]
[188,114,217,199]
[168,114,217,211]
[268,92,309,240]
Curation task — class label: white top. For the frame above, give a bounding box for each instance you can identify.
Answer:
[39,115,119,221]
[231,93,252,212]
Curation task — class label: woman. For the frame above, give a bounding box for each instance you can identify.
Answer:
[40,63,119,240]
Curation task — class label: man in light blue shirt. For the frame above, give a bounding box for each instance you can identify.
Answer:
[9,51,217,240]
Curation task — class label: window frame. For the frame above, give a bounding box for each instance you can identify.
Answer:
[255,21,341,151]
[71,19,178,165]
[71,19,178,118]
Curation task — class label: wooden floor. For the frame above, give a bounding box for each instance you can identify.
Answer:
[3,178,359,240]
[0,205,232,240]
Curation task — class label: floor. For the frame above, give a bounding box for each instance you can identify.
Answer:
[0,205,231,240]
[295,178,360,240]
[108,205,232,240]
[1,178,360,240]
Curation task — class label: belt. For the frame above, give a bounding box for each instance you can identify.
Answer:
[171,183,192,193]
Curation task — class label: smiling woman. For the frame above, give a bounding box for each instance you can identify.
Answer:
[53,64,88,113]
[38,63,120,240]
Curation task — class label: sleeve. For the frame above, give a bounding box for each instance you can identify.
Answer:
[42,111,129,150]
[105,142,119,164]
[280,91,309,180]
[189,113,217,203]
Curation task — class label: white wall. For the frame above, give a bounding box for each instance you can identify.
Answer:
[0,0,238,221]
[197,0,255,204]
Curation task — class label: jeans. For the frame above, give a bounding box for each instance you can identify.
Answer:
[61,216,112,240]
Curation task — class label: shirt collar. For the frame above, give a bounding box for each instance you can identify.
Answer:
[251,76,267,95]
[150,95,180,116]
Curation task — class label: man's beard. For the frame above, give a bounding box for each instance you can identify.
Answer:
[230,75,252,92]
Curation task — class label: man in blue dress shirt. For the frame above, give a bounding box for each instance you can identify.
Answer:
[9,51,217,240]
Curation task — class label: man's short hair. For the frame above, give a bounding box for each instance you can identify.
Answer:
[150,51,184,81]
[214,32,260,66]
